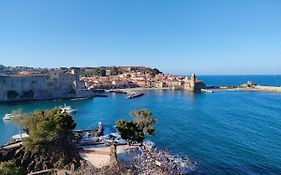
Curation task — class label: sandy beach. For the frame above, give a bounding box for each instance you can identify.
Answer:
[79,144,135,168]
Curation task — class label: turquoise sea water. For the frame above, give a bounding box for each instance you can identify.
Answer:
[1,75,281,175]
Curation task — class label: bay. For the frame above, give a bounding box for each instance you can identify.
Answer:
[1,75,281,175]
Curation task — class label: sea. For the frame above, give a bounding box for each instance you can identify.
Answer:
[0,75,281,175]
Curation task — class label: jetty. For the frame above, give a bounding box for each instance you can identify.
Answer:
[105,89,145,99]
[240,81,281,93]
[127,92,144,99]
[205,81,281,93]
[251,85,281,92]
[106,89,127,94]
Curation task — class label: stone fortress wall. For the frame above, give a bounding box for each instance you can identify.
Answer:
[0,68,91,102]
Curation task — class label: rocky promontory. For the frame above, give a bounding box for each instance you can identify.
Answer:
[0,144,81,173]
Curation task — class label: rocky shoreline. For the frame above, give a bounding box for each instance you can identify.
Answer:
[0,109,196,174]
[72,141,197,175]
[0,141,197,175]
[0,144,81,173]
[125,142,196,175]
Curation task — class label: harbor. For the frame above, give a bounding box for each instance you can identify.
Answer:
[0,76,281,175]
[1,0,281,173]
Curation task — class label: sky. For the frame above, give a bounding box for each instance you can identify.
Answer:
[0,0,281,75]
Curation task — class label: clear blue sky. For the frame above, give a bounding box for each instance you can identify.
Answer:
[0,0,281,75]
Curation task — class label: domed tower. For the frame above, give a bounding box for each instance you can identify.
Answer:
[190,73,196,92]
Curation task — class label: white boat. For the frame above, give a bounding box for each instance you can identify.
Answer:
[60,104,77,114]
[11,133,29,141]
[3,113,20,120]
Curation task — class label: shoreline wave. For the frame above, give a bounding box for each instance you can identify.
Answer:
[125,141,197,174]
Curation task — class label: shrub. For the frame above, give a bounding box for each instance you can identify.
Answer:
[0,161,26,175]
[21,108,76,153]
[116,109,157,143]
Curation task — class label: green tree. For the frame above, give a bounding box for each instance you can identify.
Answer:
[0,161,26,175]
[21,108,76,153]
[116,120,145,143]
[110,66,119,76]
[100,68,106,76]
[129,109,156,132]
[116,109,157,143]
[144,68,162,76]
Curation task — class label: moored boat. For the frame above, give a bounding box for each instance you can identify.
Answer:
[11,133,29,142]
[60,104,77,114]
[3,113,21,120]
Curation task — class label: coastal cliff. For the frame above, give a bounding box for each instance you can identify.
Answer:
[0,144,81,173]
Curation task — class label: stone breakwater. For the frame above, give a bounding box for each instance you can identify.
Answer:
[207,85,281,93]
[253,85,281,92]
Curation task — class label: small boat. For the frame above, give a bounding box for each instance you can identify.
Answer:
[60,104,77,114]
[201,89,214,93]
[11,133,29,141]
[3,113,20,120]
[70,97,88,101]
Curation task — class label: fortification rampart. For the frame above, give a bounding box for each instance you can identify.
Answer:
[0,68,92,102]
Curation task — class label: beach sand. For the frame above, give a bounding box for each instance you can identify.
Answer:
[79,144,133,168]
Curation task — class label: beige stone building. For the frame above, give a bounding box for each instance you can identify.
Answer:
[0,68,92,102]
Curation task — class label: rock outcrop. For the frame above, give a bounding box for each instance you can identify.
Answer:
[0,145,81,173]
